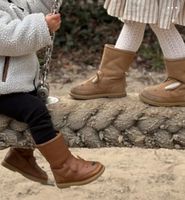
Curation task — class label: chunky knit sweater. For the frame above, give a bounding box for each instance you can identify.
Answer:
[0,0,62,95]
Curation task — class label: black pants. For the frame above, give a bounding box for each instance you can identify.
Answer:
[0,91,57,144]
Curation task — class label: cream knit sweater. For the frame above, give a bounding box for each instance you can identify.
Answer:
[0,0,62,95]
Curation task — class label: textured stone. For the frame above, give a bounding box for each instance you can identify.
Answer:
[1,95,185,149]
[127,127,145,146]
[154,130,173,149]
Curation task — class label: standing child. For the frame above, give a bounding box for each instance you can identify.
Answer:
[0,0,104,188]
[70,0,185,106]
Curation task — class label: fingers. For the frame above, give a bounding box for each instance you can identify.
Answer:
[45,13,62,32]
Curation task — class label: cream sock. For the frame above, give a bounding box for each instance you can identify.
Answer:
[150,24,185,59]
[115,22,146,52]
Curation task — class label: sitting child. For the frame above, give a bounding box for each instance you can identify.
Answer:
[0,0,104,188]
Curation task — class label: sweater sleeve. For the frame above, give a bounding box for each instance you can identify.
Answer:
[26,0,63,15]
[0,11,52,57]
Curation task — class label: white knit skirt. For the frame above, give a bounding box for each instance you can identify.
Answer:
[104,0,185,29]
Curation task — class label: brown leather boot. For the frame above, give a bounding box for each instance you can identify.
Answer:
[2,148,49,184]
[140,58,185,106]
[70,44,135,100]
[37,134,105,188]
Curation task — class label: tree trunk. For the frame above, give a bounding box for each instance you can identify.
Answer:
[0,94,185,150]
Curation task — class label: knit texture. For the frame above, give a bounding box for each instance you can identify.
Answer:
[150,24,185,59]
[115,21,185,59]
[0,0,62,95]
[115,22,145,52]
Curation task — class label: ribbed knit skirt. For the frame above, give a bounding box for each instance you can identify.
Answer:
[104,0,185,29]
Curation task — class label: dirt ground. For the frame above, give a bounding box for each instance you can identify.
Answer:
[1,147,185,200]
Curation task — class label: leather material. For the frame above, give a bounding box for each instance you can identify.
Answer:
[165,58,185,83]
[140,58,185,106]
[3,148,48,181]
[37,134,104,186]
[70,44,135,99]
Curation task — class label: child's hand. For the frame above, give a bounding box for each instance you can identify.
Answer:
[45,13,61,33]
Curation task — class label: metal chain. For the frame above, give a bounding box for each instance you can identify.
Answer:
[37,0,61,102]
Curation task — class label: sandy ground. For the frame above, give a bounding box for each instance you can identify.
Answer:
[1,68,184,200]
[1,147,185,200]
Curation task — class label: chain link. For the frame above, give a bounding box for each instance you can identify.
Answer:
[37,0,61,102]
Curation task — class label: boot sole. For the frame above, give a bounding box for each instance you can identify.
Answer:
[139,93,185,107]
[56,165,105,188]
[1,160,53,185]
[70,92,126,100]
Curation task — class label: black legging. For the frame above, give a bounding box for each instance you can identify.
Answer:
[0,91,57,144]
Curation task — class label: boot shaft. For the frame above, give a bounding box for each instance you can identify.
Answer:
[100,44,135,77]
[165,58,185,83]
[37,134,71,168]
[4,148,34,164]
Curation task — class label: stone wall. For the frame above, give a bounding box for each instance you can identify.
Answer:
[0,95,185,150]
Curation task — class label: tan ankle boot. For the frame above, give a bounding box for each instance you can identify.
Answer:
[140,58,185,106]
[37,134,105,188]
[70,44,135,100]
[2,148,49,184]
